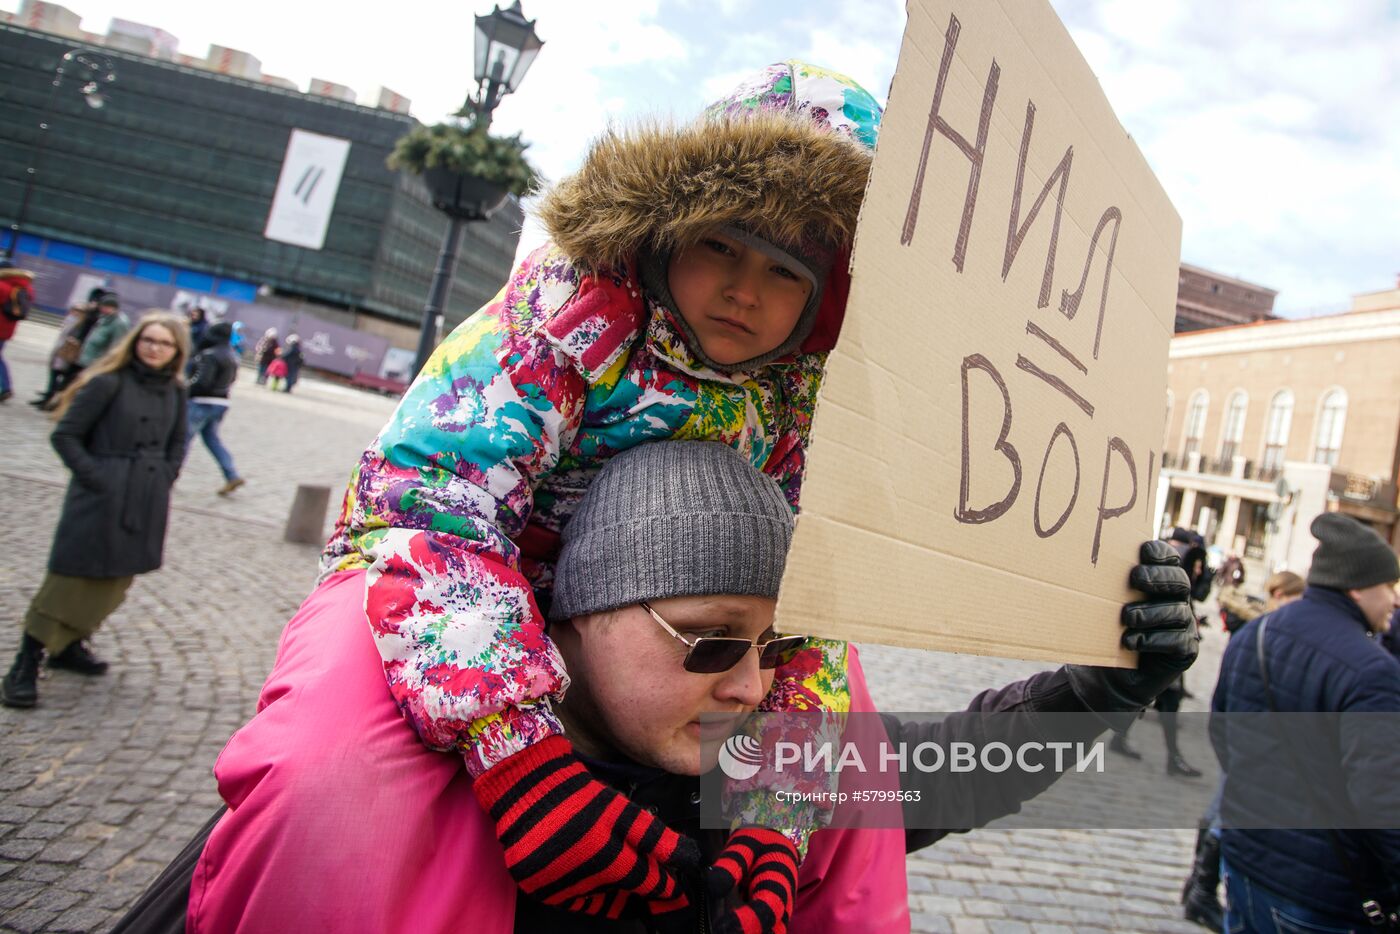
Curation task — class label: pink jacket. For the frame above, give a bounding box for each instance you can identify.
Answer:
[190,570,910,932]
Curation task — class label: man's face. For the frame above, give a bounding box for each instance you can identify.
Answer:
[668,230,812,366]
[99,303,118,316]
[555,594,779,776]
[1347,581,1400,633]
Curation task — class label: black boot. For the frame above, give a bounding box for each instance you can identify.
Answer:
[1109,730,1142,760]
[1,634,44,708]
[1181,826,1223,931]
[32,366,62,406]
[1162,714,1203,777]
[48,640,109,675]
[1167,754,1204,777]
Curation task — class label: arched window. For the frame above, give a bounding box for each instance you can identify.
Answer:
[1219,390,1248,462]
[1260,390,1294,473]
[1313,389,1347,466]
[1182,390,1209,458]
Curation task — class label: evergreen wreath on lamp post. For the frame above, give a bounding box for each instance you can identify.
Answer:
[387,120,538,221]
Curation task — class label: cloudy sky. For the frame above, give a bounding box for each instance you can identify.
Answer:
[6,0,1398,316]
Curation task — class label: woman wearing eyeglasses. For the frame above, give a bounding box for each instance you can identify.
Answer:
[1,312,189,709]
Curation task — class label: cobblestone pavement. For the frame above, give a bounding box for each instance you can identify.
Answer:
[1,320,1221,933]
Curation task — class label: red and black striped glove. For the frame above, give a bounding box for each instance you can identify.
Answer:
[472,735,700,921]
[708,827,799,934]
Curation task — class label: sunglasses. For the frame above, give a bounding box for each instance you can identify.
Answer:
[640,602,809,674]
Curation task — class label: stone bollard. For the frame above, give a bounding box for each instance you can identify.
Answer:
[284,484,332,544]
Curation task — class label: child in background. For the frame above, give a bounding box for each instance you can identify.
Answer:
[264,352,288,391]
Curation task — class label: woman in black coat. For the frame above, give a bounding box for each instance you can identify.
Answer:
[1,312,190,709]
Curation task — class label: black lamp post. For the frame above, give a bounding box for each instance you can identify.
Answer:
[411,1,543,378]
[5,49,117,261]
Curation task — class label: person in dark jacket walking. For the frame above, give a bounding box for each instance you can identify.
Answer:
[186,306,208,349]
[1212,513,1400,931]
[253,328,278,384]
[1179,568,1307,932]
[280,333,303,392]
[1,312,189,709]
[184,321,244,495]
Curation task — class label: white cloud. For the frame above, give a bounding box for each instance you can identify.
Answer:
[1053,0,1400,314]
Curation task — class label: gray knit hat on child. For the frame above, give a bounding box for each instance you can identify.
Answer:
[1307,512,1400,590]
[549,441,794,620]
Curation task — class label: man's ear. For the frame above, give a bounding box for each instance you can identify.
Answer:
[550,616,581,657]
[554,608,618,651]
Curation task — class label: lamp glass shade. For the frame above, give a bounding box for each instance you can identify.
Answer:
[473,3,544,92]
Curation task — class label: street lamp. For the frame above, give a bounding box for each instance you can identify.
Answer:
[4,49,117,261]
[411,2,543,377]
[470,1,545,130]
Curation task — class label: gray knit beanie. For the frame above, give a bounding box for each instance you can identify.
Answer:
[1307,512,1400,590]
[549,442,794,621]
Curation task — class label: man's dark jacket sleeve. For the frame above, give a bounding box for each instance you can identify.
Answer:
[884,667,1107,853]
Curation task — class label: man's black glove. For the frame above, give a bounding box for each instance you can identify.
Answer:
[1065,540,1199,727]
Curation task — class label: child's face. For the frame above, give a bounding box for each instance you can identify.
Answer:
[668,230,813,366]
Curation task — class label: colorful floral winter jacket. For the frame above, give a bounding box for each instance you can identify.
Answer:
[320,248,850,774]
[320,60,880,777]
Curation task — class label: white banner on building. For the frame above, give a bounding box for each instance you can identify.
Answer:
[263,129,351,250]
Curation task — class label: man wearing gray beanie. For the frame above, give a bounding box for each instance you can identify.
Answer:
[531,441,1200,932]
[1210,513,1400,931]
[550,440,794,622]
[1305,513,1400,631]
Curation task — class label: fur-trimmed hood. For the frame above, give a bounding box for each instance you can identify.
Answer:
[536,61,881,271]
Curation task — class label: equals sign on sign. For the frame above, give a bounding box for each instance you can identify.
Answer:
[295,165,325,205]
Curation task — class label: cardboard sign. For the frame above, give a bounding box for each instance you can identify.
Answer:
[777,0,1181,666]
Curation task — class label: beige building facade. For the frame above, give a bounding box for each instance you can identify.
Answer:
[1156,284,1400,577]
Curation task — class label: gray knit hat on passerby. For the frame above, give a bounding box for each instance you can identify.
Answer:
[1307,512,1400,590]
[549,442,794,620]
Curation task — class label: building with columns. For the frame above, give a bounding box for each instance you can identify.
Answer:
[1156,277,1400,577]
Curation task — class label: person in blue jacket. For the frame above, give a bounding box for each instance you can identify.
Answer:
[1211,512,1400,932]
